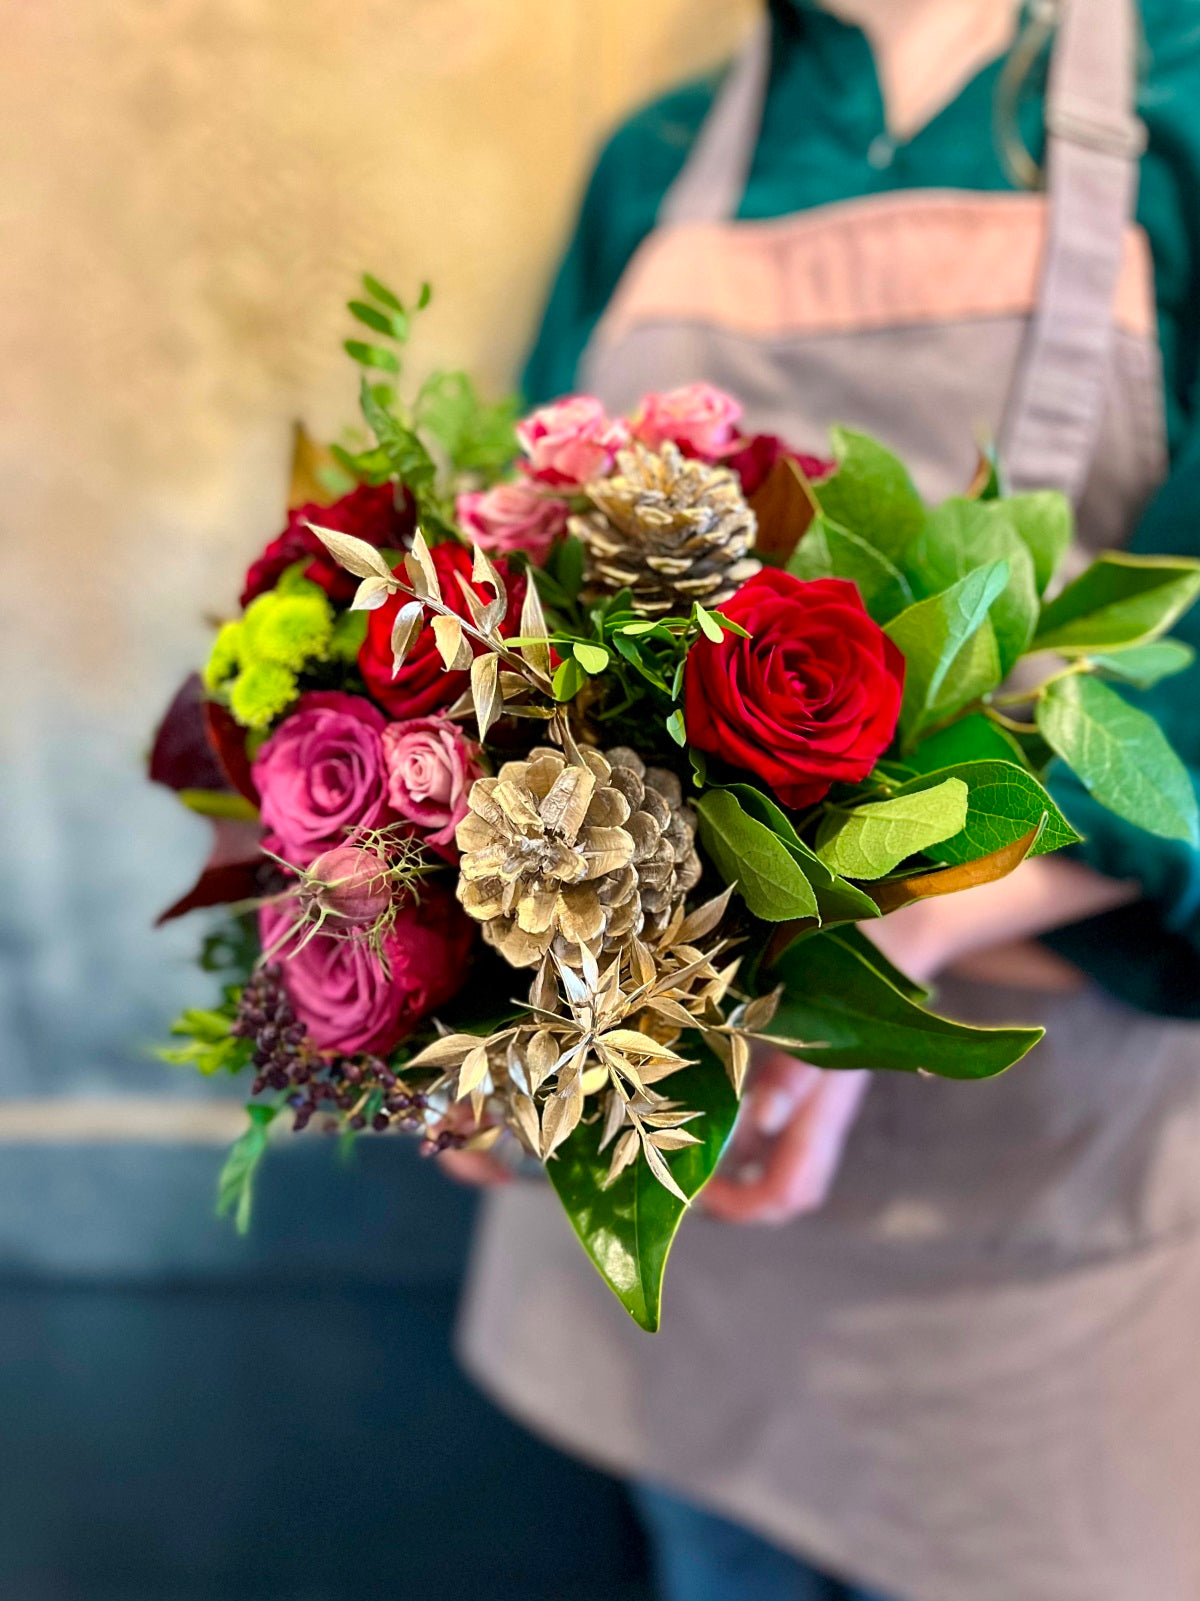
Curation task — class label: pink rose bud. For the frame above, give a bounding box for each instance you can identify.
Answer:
[306,845,393,924]
[455,481,569,566]
[382,716,483,854]
[631,382,743,460]
[515,395,630,488]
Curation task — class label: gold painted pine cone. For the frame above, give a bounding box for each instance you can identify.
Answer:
[571,440,761,616]
[455,745,702,968]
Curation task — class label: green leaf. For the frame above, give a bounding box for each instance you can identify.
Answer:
[552,535,585,600]
[349,299,407,340]
[721,785,879,924]
[888,760,1081,864]
[1004,490,1072,595]
[176,788,259,821]
[885,561,1009,747]
[343,340,400,374]
[906,499,1038,673]
[415,370,518,477]
[711,610,751,639]
[815,777,969,879]
[786,512,913,621]
[573,641,610,674]
[815,428,926,561]
[695,789,819,921]
[546,1042,738,1331]
[1088,638,1195,689]
[1036,674,1199,845]
[216,1104,279,1235]
[361,272,404,313]
[665,708,687,746]
[767,932,1042,1079]
[906,711,1026,773]
[1033,553,1200,654]
[829,924,931,1002]
[693,603,724,643]
[552,657,587,701]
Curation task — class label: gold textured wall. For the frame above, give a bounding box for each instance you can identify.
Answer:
[0,0,754,1111]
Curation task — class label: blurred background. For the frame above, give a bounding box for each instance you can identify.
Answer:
[0,3,754,1596]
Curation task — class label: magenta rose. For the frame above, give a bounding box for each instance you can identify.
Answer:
[252,692,393,865]
[631,382,742,459]
[259,886,475,1055]
[723,433,835,497]
[382,716,483,854]
[455,481,568,565]
[516,396,629,488]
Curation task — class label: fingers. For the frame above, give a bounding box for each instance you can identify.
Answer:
[702,1064,869,1225]
[436,1149,514,1188]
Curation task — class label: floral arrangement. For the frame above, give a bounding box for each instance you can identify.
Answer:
[152,277,1200,1329]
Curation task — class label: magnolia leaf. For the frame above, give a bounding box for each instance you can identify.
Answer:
[885,561,1009,747]
[695,789,819,921]
[815,427,926,561]
[1004,490,1072,595]
[455,1044,491,1100]
[905,711,1025,773]
[519,581,553,680]
[748,453,817,562]
[816,777,969,879]
[308,524,395,582]
[433,612,472,671]
[1036,673,1200,845]
[1033,553,1200,654]
[721,785,879,925]
[404,528,442,602]
[546,1042,738,1331]
[787,513,912,621]
[890,760,1080,864]
[906,498,1038,673]
[390,599,426,674]
[1088,639,1195,689]
[866,822,1043,914]
[470,651,503,740]
[767,931,1042,1078]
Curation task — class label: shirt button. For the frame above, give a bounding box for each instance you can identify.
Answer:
[867,133,896,170]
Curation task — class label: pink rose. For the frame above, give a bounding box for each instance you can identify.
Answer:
[723,433,836,496]
[516,396,629,488]
[260,886,475,1056]
[382,716,482,853]
[631,382,742,459]
[455,481,568,565]
[252,692,393,866]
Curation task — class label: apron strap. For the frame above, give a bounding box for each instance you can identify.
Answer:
[999,0,1145,499]
[657,19,770,227]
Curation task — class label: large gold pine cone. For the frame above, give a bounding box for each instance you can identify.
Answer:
[571,440,761,616]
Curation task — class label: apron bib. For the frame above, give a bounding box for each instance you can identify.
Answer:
[461,7,1200,1597]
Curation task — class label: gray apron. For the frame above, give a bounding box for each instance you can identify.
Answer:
[461,6,1200,1598]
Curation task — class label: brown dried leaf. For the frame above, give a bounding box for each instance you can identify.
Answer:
[598,1089,628,1152]
[351,573,397,612]
[674,885,735,946]
[455,1044,491,1100]
[727,1032,751,1095]
[599,1028,685,1061]
[648,1128,703,1151]
[747,454,818,563]
[404,1033,486,1070]
[433,612,473,672]
[866,824,1042,914]
[519,580,553,681]
[470,651,503,740]
[462,1124,504,1153]
[390,599,426,675]
[404,528,442,602]
[508,1091,542,1154]
[307,523,396,582]
[541,1079,584,1157]
[639,1130,690,1203]
[602,1128,640,1188]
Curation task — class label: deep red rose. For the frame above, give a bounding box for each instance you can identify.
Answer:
[723,434,834,497]
[684,571,904,809]
[359,541,527,718]
[240,484,415,607]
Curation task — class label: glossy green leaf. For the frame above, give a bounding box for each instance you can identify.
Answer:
[573,641,610,674]
[906,712,1026,773]
[1036,674,1199,845]
[889,760,1080,863]
[814,427,927,561]
[767,932,1042,1079]
[827,924,931,1002]
[906,499,1038,672]
[786,513,913,621]
[546,1043,738,1331]
[552,657,587,701]
[1004,490,1072,595]
[696,789,819,921]
[816,778,969,879]
[1033,553,1200,654]
[1088,639,1195,689]
[216,1104,279,1235]
[885,561,1009,747]
[722,785,879,923]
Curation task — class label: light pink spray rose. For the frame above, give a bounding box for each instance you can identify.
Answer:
[381,716,483,854]
[259,886,474,1056]
[455,481,568,565]
[252,692,393,866]
[631,382,743,459]
[516,395,629,488]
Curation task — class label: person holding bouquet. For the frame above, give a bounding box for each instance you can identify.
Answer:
[450,2,1200,1598]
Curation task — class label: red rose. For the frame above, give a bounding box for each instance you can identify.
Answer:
[240,484,415,607]
[359,541,526,718]
[684,572,904,808]
[723,434,834,497]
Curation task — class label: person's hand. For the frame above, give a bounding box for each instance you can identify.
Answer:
[702,1049,870,1224]
[436,1147,513,1187]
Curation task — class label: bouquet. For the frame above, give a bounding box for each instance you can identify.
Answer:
[152,276,1200,1329]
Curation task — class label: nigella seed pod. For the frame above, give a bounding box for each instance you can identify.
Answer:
[306,845,394,925]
